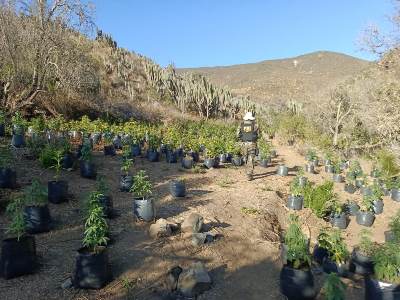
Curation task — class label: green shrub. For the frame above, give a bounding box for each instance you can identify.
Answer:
[39,144,58,168]
[284,214,311,269]
[317,228,349,264]
[323,273,346,300]
[23,179,48,206]
[83,197,109,253]
[5,195,26,241]
[372,242,400,284]
[376,149,400,180]
[304,181,335,218]
[389,210,400,242]
[130,170,152,198]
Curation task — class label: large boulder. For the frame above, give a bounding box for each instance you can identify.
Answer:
[149,218,174,239]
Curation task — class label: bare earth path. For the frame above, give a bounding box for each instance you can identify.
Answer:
[1,139,394,300]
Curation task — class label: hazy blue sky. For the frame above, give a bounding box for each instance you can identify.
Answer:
[93,0,393,68]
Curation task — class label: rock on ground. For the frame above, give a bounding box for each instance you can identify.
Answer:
[181,213,204,234]
[177,262,212,297]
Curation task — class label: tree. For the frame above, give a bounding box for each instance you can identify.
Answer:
[325,86,354,147]
[0,0,98,115]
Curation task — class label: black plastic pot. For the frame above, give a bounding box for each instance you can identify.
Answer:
[147,150,159,162]
[347,202,360,216]
[188,151,200,162]
[113,136,122,150]
[332,174,344,183]
[325,165,334,173]
[0,124,5,137]
[392,189,400,202]
[330,213,348,229]
[80,160,97,179]
[170,180,186,198]
[287,195,303,210]
[120,175,133,192]
[279,266,316,300]
[373,199,384,215]
[365,277,400,300]
[104,145,116,156]
[91,133,101,144]
[166,150,178,163]
[24,205,51,234]
[385,230,395,242]
[62,152,74,169]
[204,158,217,169]
[181,157,194,169]
[219,153,228,164]
[298,177,308,187]
[131,144,141,157]
[356,211,375,227]
[73,247,111,289]
[305,164,315,174]
[0,235,36,279]
[361,186,373,196]
[259,159,269,168]
[133,197,155,222]
[313,245,329,265]
[0,168,17,189]
[48,180,68,204]
[355,179,364,188]
[98,195,113,218]
[11,134,25,148]
[311,159,319,167]
[322,257,349,277]
[344,183,357,194]
[232,155,243,166]
[349,249,374,276]
[277,165,289,176]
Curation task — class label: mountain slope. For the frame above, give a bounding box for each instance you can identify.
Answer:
[179,51,371,107]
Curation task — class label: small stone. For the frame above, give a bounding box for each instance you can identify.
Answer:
[165,266,183,291]
[61,277,73,289]
[181,213,203,234]
[149,219,173,239]
[191,233,207,247]
[177,262,212,297]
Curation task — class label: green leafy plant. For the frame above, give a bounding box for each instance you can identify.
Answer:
[371,182,384,200]
[376,149,400,181]
[0,146,12,168]
[0,110,5,124]
[357,229,376,257]
[289,174,307,197]
[26,136,47,158]
[80,142,93,162]
[284,214,311,269]
[96,176,109,196]
[360,195,375,212]
[389,210,400,242]
[121,157,134,176]
[258,139,271,160]
[51,150,64,181]
[372,242,400,284]
[317,228,349,264]
[5,195,26,241]
[39,144,58,168]
[23,179,48,206]
[30,116,46,133]
[130,170,152,198]
[348,160,363,179]
[304,181,336,218]
[11,112,24,127]
[323,273,346,300]
[306,149,318,162]
[82,200,109,254]
[103,132,114,145]
[326,198,345,216]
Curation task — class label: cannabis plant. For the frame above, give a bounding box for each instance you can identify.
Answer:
[284,214,311,269]
[80,142,92,162]
[372,242,400,284]
[121,157,134,176]
[96,176,109,196]
[130,170,152,199]
[323,273,346,300]
[306,149,318,162]
[51,150,64,181]
[83,203,109,254]
[6,195,26,241]
[317,228,349,264]
[357,229,376,256]
[23,179,48,206]
[360,195,375,212]
[389,210,400,242]
[304,181,336,218]
[0,146,12,168]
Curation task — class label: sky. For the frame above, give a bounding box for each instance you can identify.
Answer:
[93,0,394,68]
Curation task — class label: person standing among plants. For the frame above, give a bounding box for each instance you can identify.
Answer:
[237,111,259,180]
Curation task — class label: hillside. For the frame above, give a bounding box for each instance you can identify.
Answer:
[179,51,370,107]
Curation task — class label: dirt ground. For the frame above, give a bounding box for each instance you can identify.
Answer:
[0,137,394,300]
